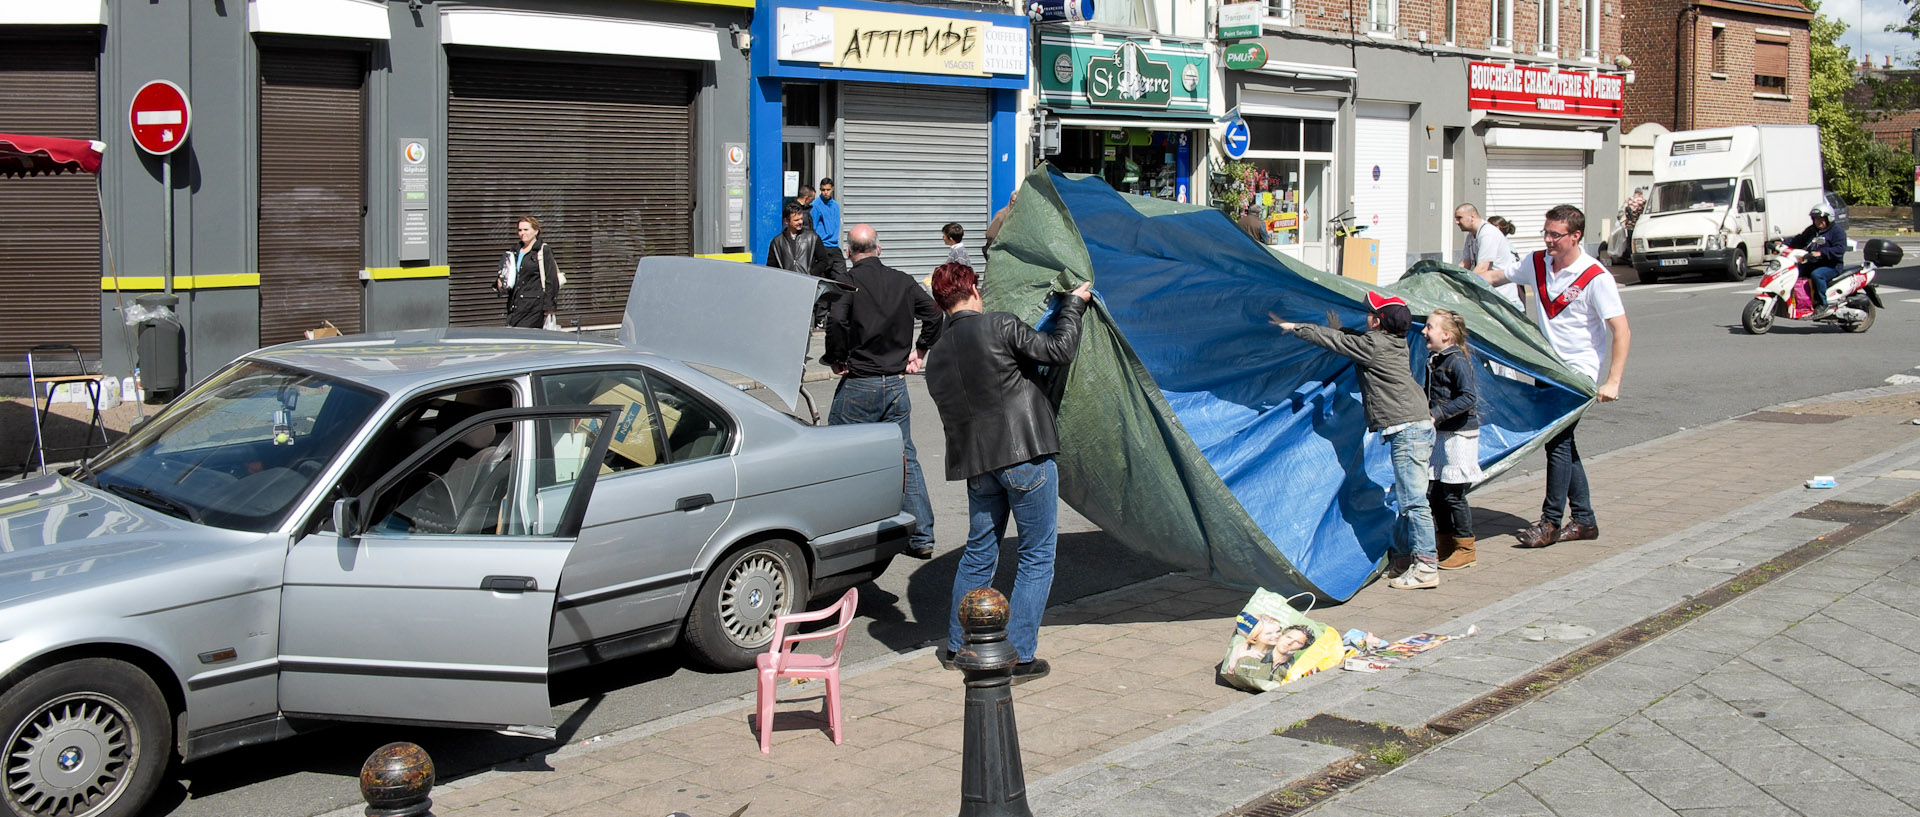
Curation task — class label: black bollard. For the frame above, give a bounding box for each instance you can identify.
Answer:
[954,587,1033,817]
[360,742,435,817]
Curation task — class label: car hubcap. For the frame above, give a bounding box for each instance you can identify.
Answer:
[6,693,136,817]
[720,551,788,646]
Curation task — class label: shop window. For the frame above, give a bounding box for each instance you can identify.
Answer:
[1052,127,1194,200]
[1754,35,1789,92]
[782,84,820,128]
[1303,119,1333,152]
[1536,0,1557,55]
[1092,0,1154,30]
[1368,0,1395,34]
[1489,0,1514,49]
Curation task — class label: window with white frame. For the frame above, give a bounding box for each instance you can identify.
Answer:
[1369,0,1395,34]
[1091,0,1153,29]
[1490,0,1514,49]
[1265,0,1294,24]
[1582,0,1602,59]
[1537,0,1558,55]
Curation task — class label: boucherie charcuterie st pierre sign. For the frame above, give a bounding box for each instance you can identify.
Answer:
[1467,61,1623,119]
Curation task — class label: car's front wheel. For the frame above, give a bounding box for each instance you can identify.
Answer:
[0,659,172,817]
[684,540,811,670]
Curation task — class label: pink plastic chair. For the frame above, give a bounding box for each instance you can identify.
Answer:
[755,587,859,754]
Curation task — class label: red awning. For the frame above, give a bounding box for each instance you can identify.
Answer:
[0,133,103,177]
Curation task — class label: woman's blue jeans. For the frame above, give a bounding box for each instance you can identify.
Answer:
[947,457,1058,662]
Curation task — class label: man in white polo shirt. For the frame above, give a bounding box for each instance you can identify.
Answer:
[1474,203,1632,549]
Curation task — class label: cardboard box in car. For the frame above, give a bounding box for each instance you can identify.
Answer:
[581,382,679,468]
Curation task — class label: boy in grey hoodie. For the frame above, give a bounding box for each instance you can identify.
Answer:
[1270,291,1439,589]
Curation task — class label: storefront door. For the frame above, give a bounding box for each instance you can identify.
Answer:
[1243,114,1336,271]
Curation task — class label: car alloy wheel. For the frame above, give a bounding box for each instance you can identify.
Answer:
[685,539,812,669]
[0,660,170,817]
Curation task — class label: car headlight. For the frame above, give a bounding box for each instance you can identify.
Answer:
[1633,238,1648,253]
[1704,234,1725,251]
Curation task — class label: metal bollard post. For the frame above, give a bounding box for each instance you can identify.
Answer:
[954,587,1033,817]
[360,742,436,817]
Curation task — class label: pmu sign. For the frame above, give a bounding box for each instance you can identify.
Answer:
[129,80,192,155]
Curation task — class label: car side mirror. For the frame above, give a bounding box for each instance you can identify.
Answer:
[333,497,363,539]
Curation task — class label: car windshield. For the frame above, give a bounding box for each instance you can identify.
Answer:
[82,361,382,532]
[1649,179,1735,213]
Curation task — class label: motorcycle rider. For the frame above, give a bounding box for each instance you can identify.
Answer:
[1782,203,1847,312]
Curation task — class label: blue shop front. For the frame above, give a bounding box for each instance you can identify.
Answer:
[750,0,1029,275]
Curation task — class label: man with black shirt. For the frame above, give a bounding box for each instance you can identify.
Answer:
[824,223,942,559]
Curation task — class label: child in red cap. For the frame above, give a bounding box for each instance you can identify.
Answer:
[1270,292,1439,589]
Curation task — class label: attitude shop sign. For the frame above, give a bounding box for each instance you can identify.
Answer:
[1466,61,1623,119]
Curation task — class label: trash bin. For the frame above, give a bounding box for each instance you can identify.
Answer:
[134,293,184,401]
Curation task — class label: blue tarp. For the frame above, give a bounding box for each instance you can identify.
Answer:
[990,168,1594,601]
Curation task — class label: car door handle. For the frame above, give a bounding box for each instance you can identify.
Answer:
[482,575,538,593]
[675,493,715,512]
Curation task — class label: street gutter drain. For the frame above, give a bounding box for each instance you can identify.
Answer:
[1235,716,1434,817]
[1226,488,1920,817]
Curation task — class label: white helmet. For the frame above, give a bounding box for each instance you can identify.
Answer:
[1810,202,1835,221]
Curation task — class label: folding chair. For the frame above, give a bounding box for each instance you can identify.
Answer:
[21,344,109,475]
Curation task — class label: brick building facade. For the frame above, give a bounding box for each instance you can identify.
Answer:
[1224,0,1631,279]
[1619,0,1812,131]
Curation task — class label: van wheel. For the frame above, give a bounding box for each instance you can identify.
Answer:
[0,659,172,817]
[1722,248,1748,282]
[684,540,810,670]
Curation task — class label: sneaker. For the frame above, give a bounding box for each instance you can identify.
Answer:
[935,646,958,671]
[1011,658,1051,685]
[1516,519,1559,549]
[1387,564,1438,590]
[1384,553,1412,579]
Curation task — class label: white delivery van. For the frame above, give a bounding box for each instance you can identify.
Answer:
[1632,125,1825,283]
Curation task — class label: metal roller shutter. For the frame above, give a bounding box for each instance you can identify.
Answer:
[838,84,990,279]
[1354,104,1410,285]
[0,36,100,359]
[258,48,367,346]
[447,57,694,328]
[1484,147,1587,257]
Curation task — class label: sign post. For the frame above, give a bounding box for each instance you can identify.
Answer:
[129,80,192,294]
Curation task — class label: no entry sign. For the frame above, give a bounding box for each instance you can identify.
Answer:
[129,80,192,156]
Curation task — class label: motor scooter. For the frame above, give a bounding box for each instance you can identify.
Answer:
[1739,238,1901,335]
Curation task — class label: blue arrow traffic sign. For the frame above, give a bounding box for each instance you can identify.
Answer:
[1223,117,1250,159]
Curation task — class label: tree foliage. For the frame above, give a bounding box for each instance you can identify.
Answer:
[1808,0,1907,206]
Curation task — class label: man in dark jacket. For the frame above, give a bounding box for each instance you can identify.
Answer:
[766,204,836,325]
[925,262,1092,684]
[824,224,941,559]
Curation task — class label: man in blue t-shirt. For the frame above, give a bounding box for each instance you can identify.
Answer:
[812,177,845,277]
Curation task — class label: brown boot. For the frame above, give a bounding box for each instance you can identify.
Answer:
[1439,537,1477,570]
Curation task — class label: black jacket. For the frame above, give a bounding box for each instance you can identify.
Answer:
[824,256,941,378]
[1786,221,1848,268]
[500,240,559,328]
[1426,345,1479,432]
[766,227,834,279]
[925,297,1089,480]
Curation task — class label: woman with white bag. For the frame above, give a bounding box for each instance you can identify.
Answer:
[497,214,562,329]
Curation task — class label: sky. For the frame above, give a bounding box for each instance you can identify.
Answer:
[1830,0,1918,66]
